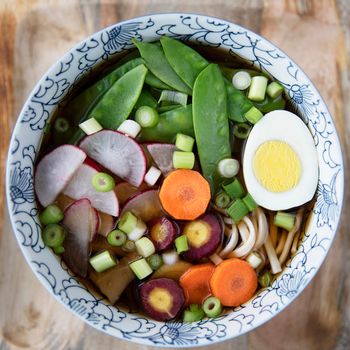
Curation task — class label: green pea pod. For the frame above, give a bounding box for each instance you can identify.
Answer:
[134,89,158,109]
[253,94,286,113]
[221,66,269,81]
[90,64,148,129]
[225,80,253,123]
[157,105,179,113]
[138,105,194,142]
[160,36,209,88]
[132,39,192,95]
[193,64,231,195]
[145,71,172,90]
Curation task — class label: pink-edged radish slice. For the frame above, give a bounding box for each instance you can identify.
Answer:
[145,143,175,175]
[79,130,146,187]
[114,181,148,205]
[63,163,119,216]
[62,198,98,277]
[98,212,115,236]
[121,189,166,223]
[35,145,86,207]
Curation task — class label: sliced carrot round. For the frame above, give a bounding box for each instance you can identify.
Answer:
[210,258,258,307]
[159,169,211,220]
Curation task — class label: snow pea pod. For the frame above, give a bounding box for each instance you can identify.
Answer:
[193,64,231,194]
[138,105,194,142]
[89,64,148,129]
[160,36,208,88]
[145,71,172,90]
[252,94,286,113]
[134,89,158,109]
[132,39,192,95]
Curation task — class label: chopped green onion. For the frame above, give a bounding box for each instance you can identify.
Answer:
[223,178,245,199]
[39,204,64,225]
[274,211,296,231]
[89,250,117,273]
[135,237,156,257]
[183,304,205,322]
[53,246,65,254]
[248,76,268,102]
[107,229,127,246]
[202,296,222,318]
[175,133,195,152]
[158,90,188,106]
[218,158,240,178]
[173,151,195,169]
[214,191,231,209]
[128,220,147,241]
[54,118,70,133]
[259,270,272,288]
[175,235,189,254]
[117,119,141,138]
[42,224,66,248]
[135,106,159,128]
[79,117,103,135]
[144,166,162,186]
[242,193,258,211]
[129,258,153,279]
[267,81,284,99]
[92,172,115,192]
[246,251,263,269]
[244,106,263,124]
[122,240,136,252]
[226,199,249,224]
[232,71,251,90]
[233,123,251,139]
[162,250,179,265]
[146,254,164,270]
[118,211,138,234]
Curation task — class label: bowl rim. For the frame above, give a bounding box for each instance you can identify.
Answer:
[6,12,344,347]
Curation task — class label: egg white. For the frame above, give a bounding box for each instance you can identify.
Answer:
[243,110,319,210]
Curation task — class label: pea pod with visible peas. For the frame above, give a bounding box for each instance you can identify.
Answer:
[132,39,192,95]
[193,64,231,194]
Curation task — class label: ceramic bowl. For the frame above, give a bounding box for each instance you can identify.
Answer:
[6,13,344,347]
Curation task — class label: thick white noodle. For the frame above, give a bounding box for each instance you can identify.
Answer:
[264,235,282,274]
[219,224,239,258]
[231,216,256,258]
[255,207,269,249]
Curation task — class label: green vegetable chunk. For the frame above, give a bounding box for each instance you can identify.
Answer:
[138,105,194,142]
[160,36,209,88]
[132,39,191,95]
[193,64,231,194]
[89,64,147,129]
[39,204,64,225]
[145,71,172,90]
[134,89,158,109]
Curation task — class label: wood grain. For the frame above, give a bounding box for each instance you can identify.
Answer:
[0,0,348,349]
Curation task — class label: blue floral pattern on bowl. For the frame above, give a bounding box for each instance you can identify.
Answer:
[6,14,344,347]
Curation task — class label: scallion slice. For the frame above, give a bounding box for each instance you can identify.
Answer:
[54,118,70,133]
[214,191,231,209]
[162,250,179,265]
[267,81,284,99]
[218,158,240,178]
[202,296,222,318]
[118,211,138,234]
[127,219,147,241]
[117,119,141,138]
[146,254,164,270]
[173,151,195,169]
[242,193,258,212]
[144,166,162,186]
[183,304,205,322]
[233,123,251,139]
[259,270,272,288]
[232,71,251,90]
[248,76,268,101]
[158,90,188,106]
[135,106,159,128]
[42,224,66,248]
[222,178,245,199]
[39,204,64,225]
[122,240,136,252]
[53,246,65,254]
[226,199,249,224]
[175,133,195,152]
[244,106,263,124]
[92,172,115,192]
[79,117,103,135]
[246,251,263,269]
[107,229,127,247]
[135,237,156,258]
[175,235,189,254]
[129,258,153,279]
[89,250,117,273]
[274,211,296,231]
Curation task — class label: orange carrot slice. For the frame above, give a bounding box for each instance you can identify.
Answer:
[210,258,257,307]
[159,169,211,220]
[179,263,215,305]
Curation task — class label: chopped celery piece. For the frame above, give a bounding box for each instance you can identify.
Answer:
[226,199,249,224]
[274,211,296,231]
[202,296,222,318]
[242,193,258,211]
[248,76,268,102]
[89,250,117,273]
[233,123,251,139]
[79,117,103,135]
[146,254,164,270]
[244,106,263,124]
[42,224,66,248]
[173,151,195,169]
[135,237,156,258]
[267,81,284,99]
[183,304,205,322]
[158,90,188,106]
[218,158,239,178]
[118,211,138,234]
[175,133,195,152]
[129,258,153,279]
[39,204,64,225]
[259,270,272,288]
[222,178,245,199]
[175,235,189,254]
[135,106,159,128]
[214,191,231,209]
[107,229,127,247]
[92,172,115,192]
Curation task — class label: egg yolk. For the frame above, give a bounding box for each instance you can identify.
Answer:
[253,140,301,192]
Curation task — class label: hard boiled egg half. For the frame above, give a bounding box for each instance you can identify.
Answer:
[243,110,318,210]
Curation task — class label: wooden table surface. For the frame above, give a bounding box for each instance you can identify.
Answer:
[0,0,349,349]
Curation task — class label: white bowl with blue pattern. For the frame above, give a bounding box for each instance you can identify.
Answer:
[6,13,344,347]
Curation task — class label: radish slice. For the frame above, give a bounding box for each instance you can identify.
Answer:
[79,130,146,187]
[145,143,175,175]
[62,198,98,277]
[63,163,119,216]
[97,212,115,236]
[35,145,86,207]
[121,189,166,222]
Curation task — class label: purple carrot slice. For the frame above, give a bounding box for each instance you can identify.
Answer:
[148,216,177,251]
